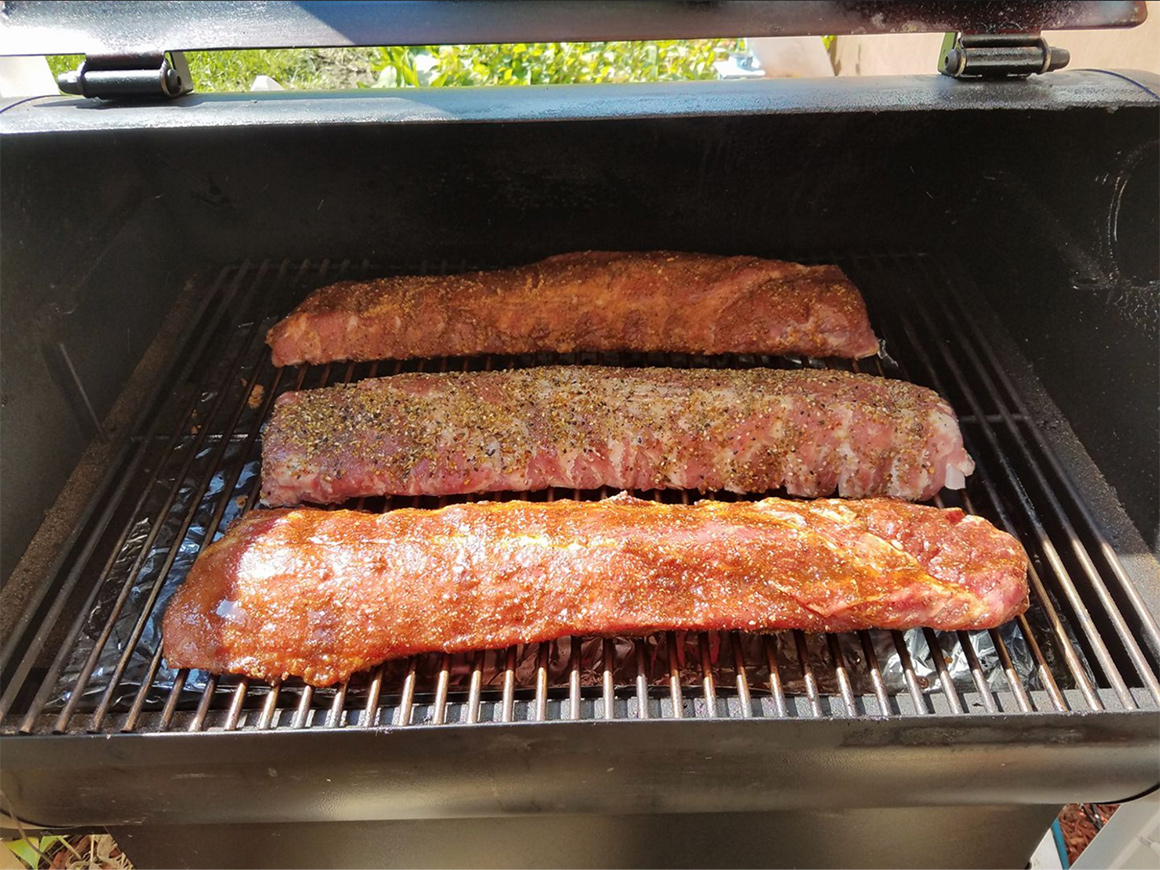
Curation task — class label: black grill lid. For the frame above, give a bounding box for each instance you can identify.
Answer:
[0,0,1148,56]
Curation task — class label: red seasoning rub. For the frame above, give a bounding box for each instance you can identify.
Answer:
[260,366,974,506]
[266,251,880,366]
[162,495,1029,686]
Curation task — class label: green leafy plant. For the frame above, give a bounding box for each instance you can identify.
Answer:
[47,41,743,93]
[4,835,70,869]
[370,40,742,88]
[3,834,129,869]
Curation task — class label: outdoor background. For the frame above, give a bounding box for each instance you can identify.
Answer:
[32,14,1159,94]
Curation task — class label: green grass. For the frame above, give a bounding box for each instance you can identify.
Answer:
[48,41,744,93]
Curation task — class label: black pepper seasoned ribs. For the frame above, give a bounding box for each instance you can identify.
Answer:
[260,366,973,505]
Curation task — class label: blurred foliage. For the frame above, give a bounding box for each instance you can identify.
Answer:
[47,50,382,92]
[183,48,384,90]
[372,40,742,88]
[44,55,81,79]
[4,836,59,869]
[47,40,744,93]
[3,834,130,869]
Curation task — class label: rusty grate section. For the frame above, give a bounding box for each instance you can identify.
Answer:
[2,253,1158,735]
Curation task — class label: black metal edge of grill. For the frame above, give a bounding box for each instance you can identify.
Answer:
[1,75,1157,846]
[4,713,1158,827]
[5,72,1160,137]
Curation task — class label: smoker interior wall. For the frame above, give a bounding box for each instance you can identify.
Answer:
[2,88,1156,583]
[0,131,195,584]
[945,111,1159,553]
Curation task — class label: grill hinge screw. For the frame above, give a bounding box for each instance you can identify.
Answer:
[56,52,194,100]
[939,32,1071,79]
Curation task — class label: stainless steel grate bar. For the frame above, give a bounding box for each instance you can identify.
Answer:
[533,645,550,723]
[432,655,451,726]
[465,654,484,725]
[731,632,753,718]
[397,659,417,727]
[794,631,824,717]
[568,640,583,720]
[601,639,616,721]
[225,680,249,731]
[635,640,651,719]
[698,633,718,718]
[259,681,283,730]
[667,632,685,719]
[499,647,516,724]
[989,628,1032,713]
[763,636,789,717]
[858,632,892,715]
[957,631,999,714]
[891,630,929,715]
[923,628,965,716]
[827,635,858,717]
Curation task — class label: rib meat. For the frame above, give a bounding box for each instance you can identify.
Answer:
[162,495,1029,685]
[266,251,880,366]
[260,367,974,506]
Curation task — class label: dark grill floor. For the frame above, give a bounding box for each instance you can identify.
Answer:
[3,252,1158,735]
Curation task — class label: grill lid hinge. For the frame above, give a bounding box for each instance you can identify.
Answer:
[939,32,1070,79]
[56,52,193,100]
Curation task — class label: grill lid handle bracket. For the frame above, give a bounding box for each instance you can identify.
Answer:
[56,51,193,100]
[940,32,1071,79]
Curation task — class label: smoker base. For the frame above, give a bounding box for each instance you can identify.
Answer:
[111,805,1061,868]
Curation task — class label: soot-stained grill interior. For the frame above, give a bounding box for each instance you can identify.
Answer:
[3,71,1158,868]
[3,251,1157,736]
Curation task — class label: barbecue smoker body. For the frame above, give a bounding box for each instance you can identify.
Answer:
[2,70,1158,868]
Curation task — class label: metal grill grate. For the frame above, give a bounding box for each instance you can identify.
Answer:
[2,252,1158,735]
